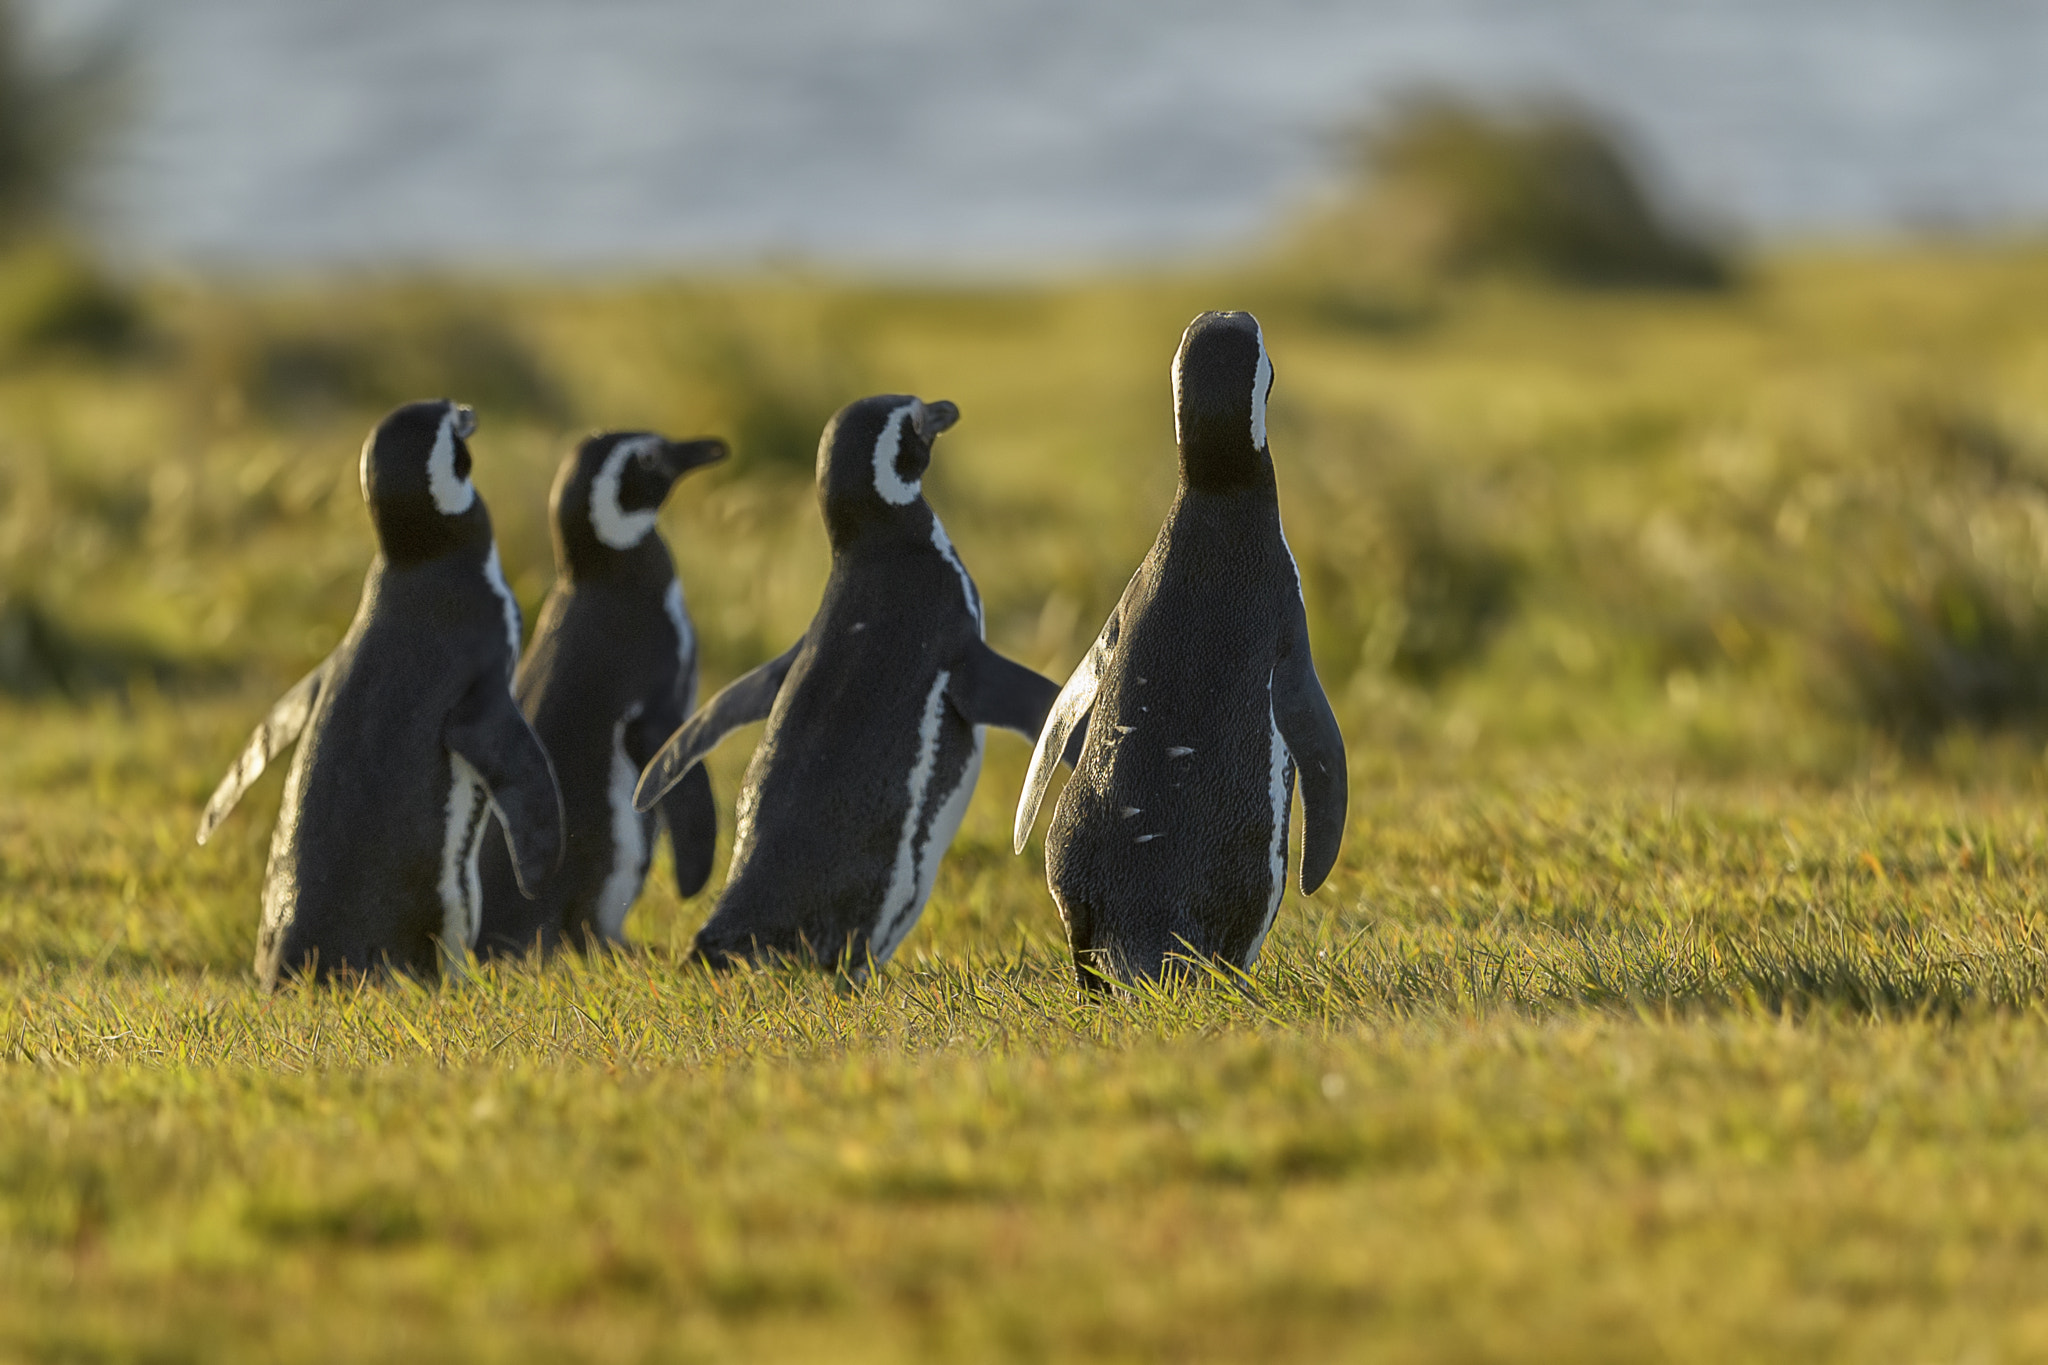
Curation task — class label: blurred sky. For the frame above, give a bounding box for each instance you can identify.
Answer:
[32,0,2048,270]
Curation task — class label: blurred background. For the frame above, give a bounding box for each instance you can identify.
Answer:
[26,0,2048,270]
[7,0,2048,817]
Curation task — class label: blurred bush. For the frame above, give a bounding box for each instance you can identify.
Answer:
[1294,92,1732,290]
[691,312,871,477]
[0,589,185,698]
[194,298,569,427]
[1275,407,1521,689]
[0,0,140,358]
[1792,402,2048,752]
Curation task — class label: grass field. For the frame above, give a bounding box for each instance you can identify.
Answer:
[7,241,2048,1360]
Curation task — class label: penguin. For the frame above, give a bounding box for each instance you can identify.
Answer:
[196,399,564,989]
[474,429,728,959]
[1012,311,1347,991]
[632,394,1078,975]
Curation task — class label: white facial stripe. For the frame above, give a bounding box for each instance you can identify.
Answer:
[427,408,477,515]
[871,404,922,505]
[591,436,663,549]
[1250,322,1272,449]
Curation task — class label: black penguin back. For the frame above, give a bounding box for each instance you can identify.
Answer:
[477,429,726,958]
[1043,312,1310,987]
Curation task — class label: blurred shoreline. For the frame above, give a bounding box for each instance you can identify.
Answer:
[40,0,2048,272]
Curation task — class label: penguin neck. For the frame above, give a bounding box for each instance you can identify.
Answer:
[374,504,494,567]
[822,497,935,555]
[559,532,675,590]
[1178,432,1277,496]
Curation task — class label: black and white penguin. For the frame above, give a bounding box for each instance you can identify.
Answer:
[196,399,564,989]
[475,429,728,959]
[1012,311,1347,990]
[633,394,1075,974]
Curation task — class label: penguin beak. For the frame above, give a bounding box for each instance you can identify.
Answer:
[913,400,959,442]
[658,437,729,478]
[451,404,478,439]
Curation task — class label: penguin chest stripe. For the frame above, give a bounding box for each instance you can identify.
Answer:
[1245,680,1293,968]
[871,670,965,965]
[438,751,492,970]
[597,712,651,940]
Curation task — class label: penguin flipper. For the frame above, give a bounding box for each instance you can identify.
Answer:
[626,707,718,899]
[1272,605,1347,895]
[195,662,328,845]
[633,641,800,812]
[946,639,1063,739]
[1012,604,1121,854]
[445,674,565,899]
[661,762,719,898]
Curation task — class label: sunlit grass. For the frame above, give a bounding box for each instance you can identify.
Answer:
[8,246,2048,1358]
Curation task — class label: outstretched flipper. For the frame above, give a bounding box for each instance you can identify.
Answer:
[446,675,565,899]
[1013,601,1123,854]
[633,641,801,812]
[946,638,1063,738]
[196,662,328,845]
[627,705,718,898]
[1271,599,1347,894]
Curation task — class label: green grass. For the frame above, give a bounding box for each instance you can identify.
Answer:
[8,243,2048,1359]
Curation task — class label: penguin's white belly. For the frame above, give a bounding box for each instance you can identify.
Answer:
[596,716,653,941]
[438,750,492,977]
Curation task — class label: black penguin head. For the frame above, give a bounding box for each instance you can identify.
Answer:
[814,394,959,541]
[1171,310,1275,492]
[550,429,728,574]
[358,399,491,560]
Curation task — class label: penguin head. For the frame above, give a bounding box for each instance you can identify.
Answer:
[550,429,729,574]
[1171,310,1276,492]
[814,394,959,541]
[358,399,491,560]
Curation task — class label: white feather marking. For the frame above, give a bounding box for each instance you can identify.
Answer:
[1167,746,1194,758]
[1244,682,1292,968]
[1120,807,1141,818]
[870,672,976,969]
[483,546,522,669]
[871,404,922,505]
[437,750,491,979]
[591,435,662,549]
[1250,319,1272,448]
[663,579,693,674]
[1171,334,1186,445]
[595,713,650,941]
[426,408,477,515]
[1134,833,1162,844]
[930,515,983,632]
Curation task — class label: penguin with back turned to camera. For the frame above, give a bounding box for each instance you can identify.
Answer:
[195,399,564,989]
[1013,311,1347,991]
[633,393,1083,975]
[474,428,728,958]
